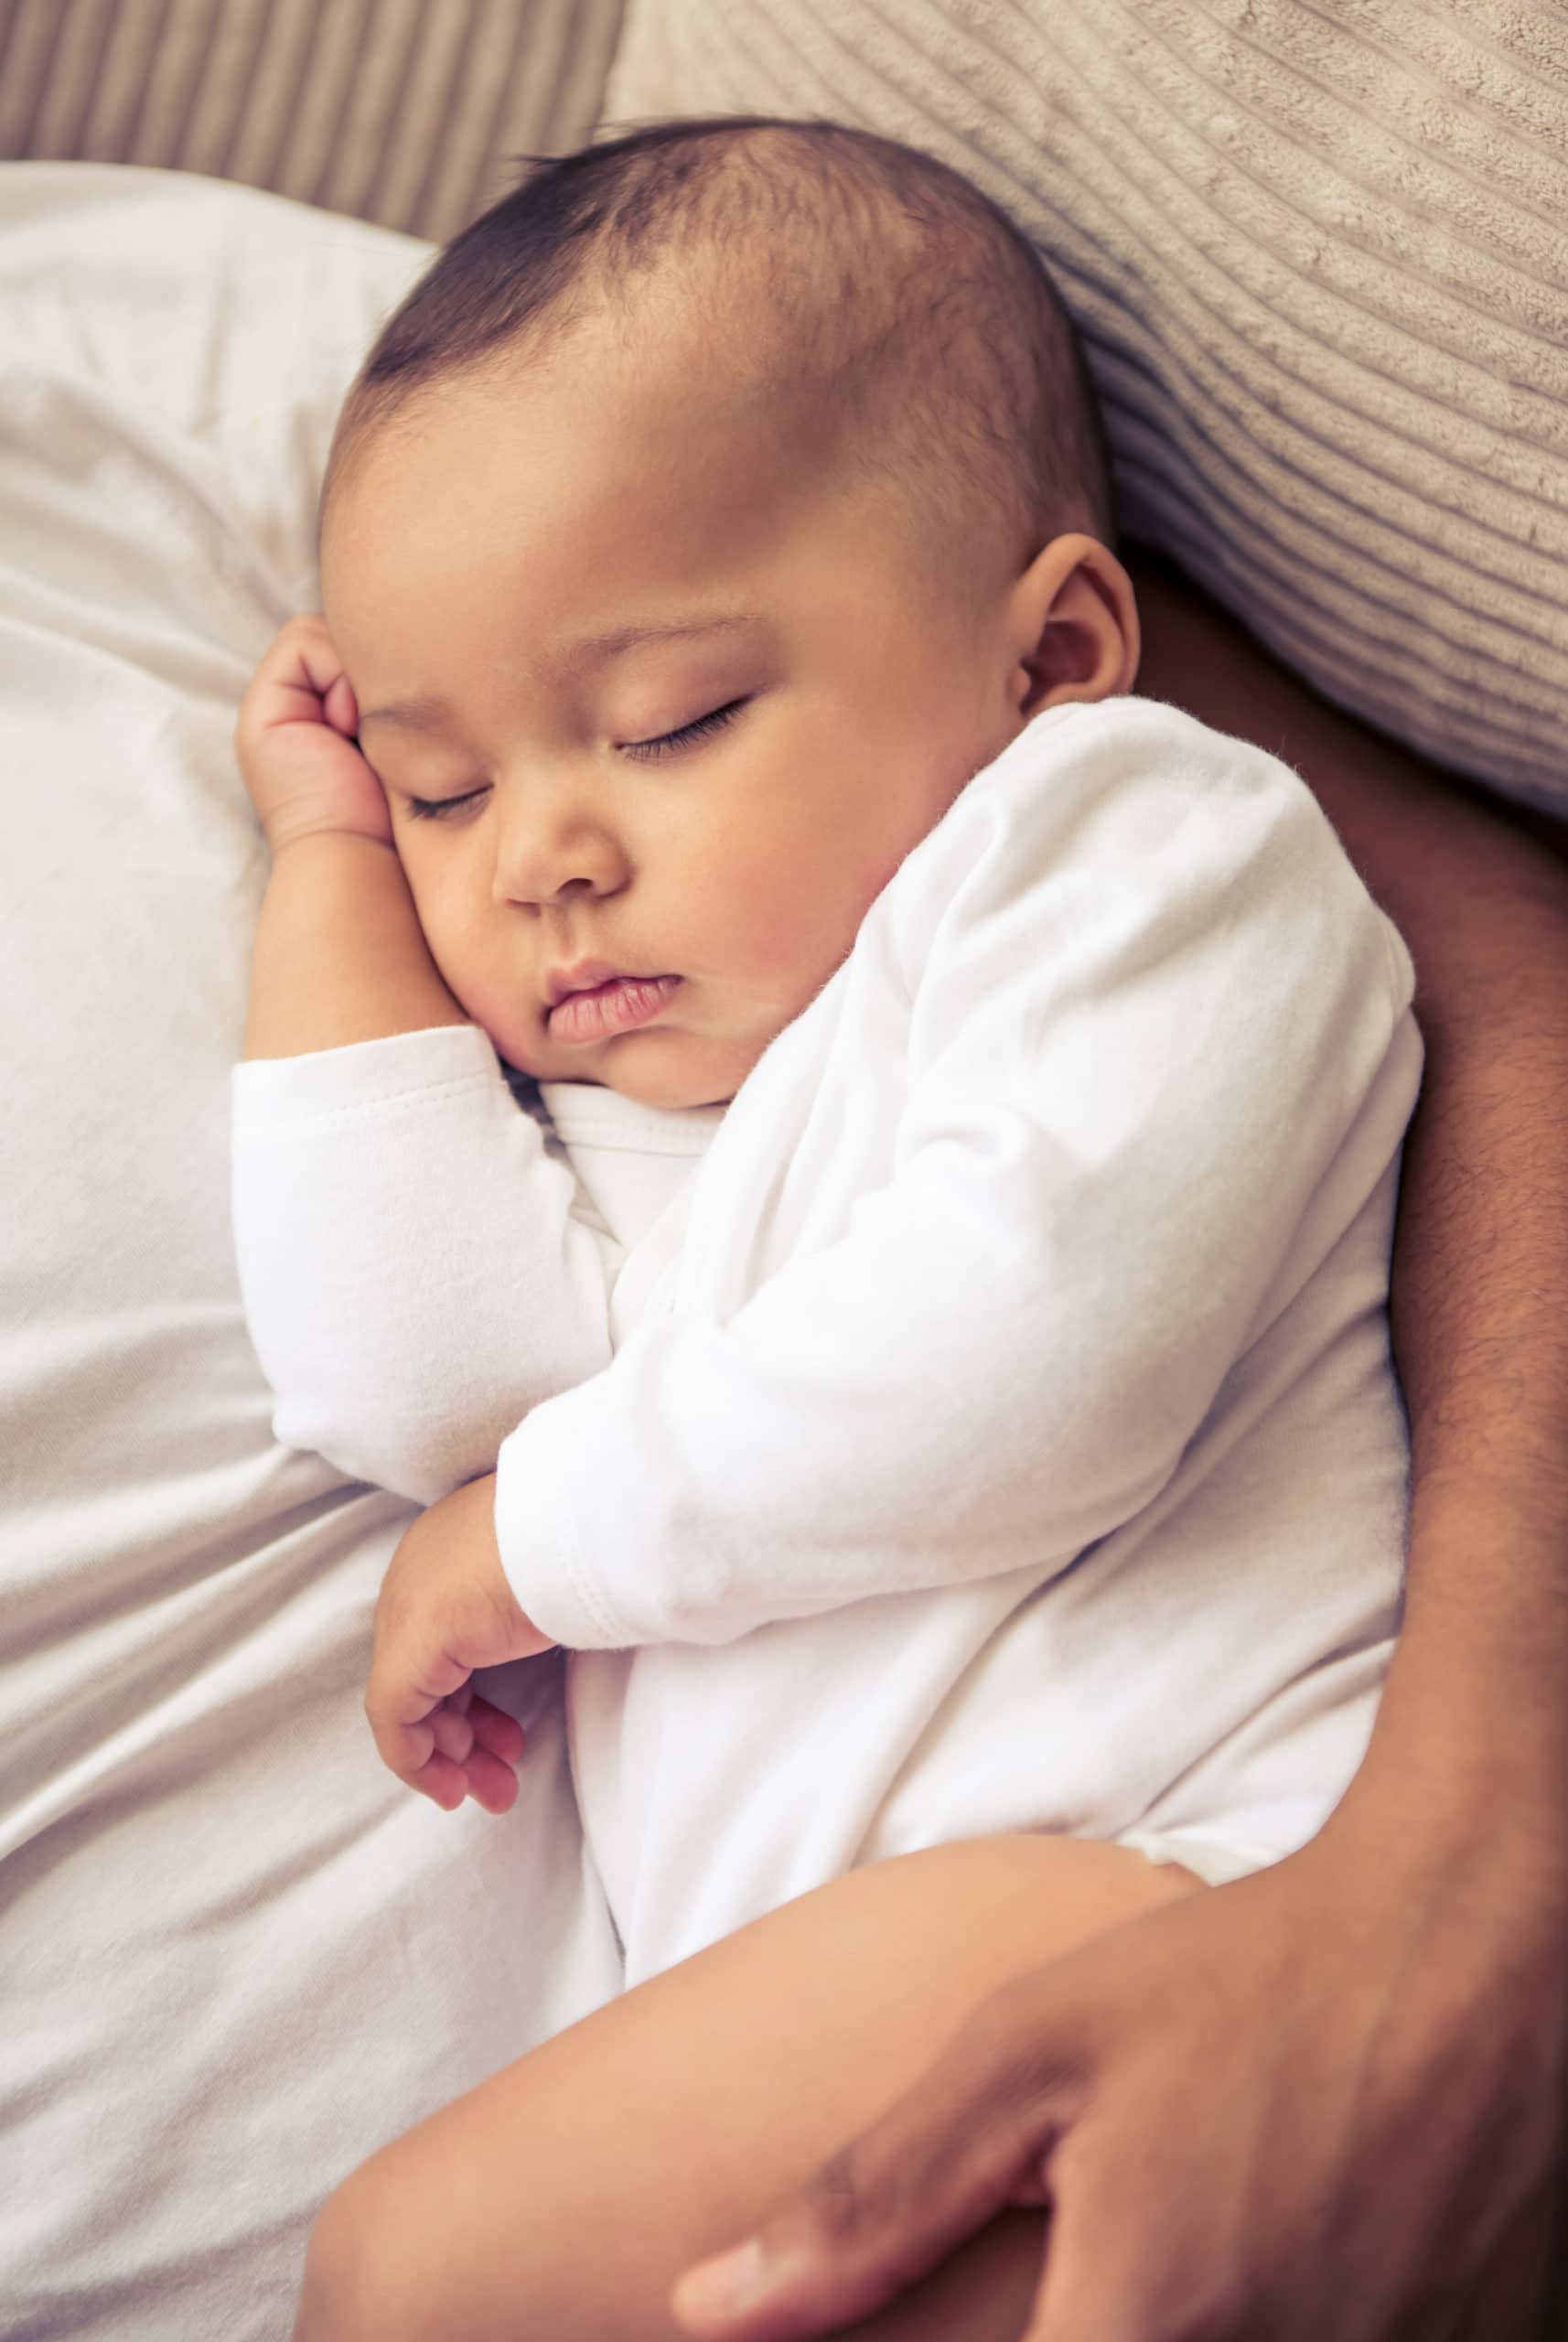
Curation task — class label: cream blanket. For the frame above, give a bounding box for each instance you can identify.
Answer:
[605,0,1568,815]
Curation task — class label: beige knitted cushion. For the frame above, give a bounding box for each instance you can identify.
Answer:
[0,0,624,241]
[602,0,1568,814]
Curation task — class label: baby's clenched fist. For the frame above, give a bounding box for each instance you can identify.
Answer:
[235,614,393,852]
[366,1471,557,1814]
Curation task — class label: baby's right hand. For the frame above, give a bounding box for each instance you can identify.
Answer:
[235,615,393,853]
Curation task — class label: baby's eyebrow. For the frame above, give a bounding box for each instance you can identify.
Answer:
[542,611,759,681]
[359,613,760,729]
[359,693,450,732]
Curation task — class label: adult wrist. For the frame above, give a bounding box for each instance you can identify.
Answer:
[1297,1471,1568,1903]
[1315,1641,1568,1937]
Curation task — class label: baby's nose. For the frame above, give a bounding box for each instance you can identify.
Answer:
[492,805,628,908]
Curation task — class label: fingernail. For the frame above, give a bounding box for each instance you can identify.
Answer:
[676,2239,776,2319]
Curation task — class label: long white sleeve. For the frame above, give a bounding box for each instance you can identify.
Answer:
[496,700,1419,1649]
[231,1024,615,1503]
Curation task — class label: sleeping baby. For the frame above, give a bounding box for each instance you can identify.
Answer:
[231,116,1419,1994]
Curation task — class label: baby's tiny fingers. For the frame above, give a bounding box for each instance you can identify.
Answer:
[371,1708,467,1808]
[464,1746,522,1815]
[322,671,360,739]
[429,1701,476,1765]
[413,1753,468,1811]
[365,1635,474,1799]
[468,1696,527,1767]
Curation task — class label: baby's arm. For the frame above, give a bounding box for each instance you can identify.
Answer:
[495,705,1423,1649]
[236,616,468,1059]
[231,618,614,1503]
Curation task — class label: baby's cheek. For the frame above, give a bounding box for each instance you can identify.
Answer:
[725,904,838,1015]
[435,959,535,1066]
[731,898,813,974]
[726,845,894,985]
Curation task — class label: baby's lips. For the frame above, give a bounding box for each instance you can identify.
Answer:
[548,973,681,1045]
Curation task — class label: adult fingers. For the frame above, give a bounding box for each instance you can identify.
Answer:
[1012,2124,1229,2342]
[1014,2029,1558,2342]
[671,1975,1082,2340]
[1441,2175,1561,2342]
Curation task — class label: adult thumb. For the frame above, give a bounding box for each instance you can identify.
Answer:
[669,1983,1081,2340]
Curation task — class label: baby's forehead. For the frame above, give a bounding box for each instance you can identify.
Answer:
[326,113,1107,588]
[325,170,1026,589]
[323,327,854,597]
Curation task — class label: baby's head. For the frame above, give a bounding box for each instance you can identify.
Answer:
[320,116,1136,1109]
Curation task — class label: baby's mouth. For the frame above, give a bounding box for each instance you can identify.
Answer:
[546,972,682,1045]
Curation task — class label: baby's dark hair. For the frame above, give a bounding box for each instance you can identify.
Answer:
[325,115,1114,573]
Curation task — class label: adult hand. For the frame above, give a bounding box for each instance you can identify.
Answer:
[672,1800,1567,2340]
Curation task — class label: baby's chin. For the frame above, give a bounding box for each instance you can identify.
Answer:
[592,1043,748,1113]
[504,1026,758,1112]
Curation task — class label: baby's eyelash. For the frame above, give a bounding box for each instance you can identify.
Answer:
[623,699,747,762]
[405,786,486,822]
[403,699,748,817]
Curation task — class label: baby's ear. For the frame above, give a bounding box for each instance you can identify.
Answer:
[1015,532,1140,712]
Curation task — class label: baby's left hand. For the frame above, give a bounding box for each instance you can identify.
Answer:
[366,1472,555,1813]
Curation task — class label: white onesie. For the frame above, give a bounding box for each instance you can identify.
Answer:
[232,697,1422,1983]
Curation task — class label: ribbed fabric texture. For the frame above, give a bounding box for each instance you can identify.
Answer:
[603,1,1568,812]
[0,0,624,240]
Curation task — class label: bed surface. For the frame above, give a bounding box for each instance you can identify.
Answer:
[0,163,622,2342]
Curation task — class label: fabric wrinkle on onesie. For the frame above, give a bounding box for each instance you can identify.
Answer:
[534,1078,719,1345]
[232,696,1422,1989]
[516,700,1421,1980]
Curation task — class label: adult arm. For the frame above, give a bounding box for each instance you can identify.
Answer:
[671,553,1568,2342]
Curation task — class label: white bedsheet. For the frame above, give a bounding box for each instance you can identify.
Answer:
[0,164,621,2342]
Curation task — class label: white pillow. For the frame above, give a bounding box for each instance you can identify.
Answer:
[0,164,621,2342]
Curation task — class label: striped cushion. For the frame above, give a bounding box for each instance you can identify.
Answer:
[0,0,625,242]
[602,1,1568,813]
